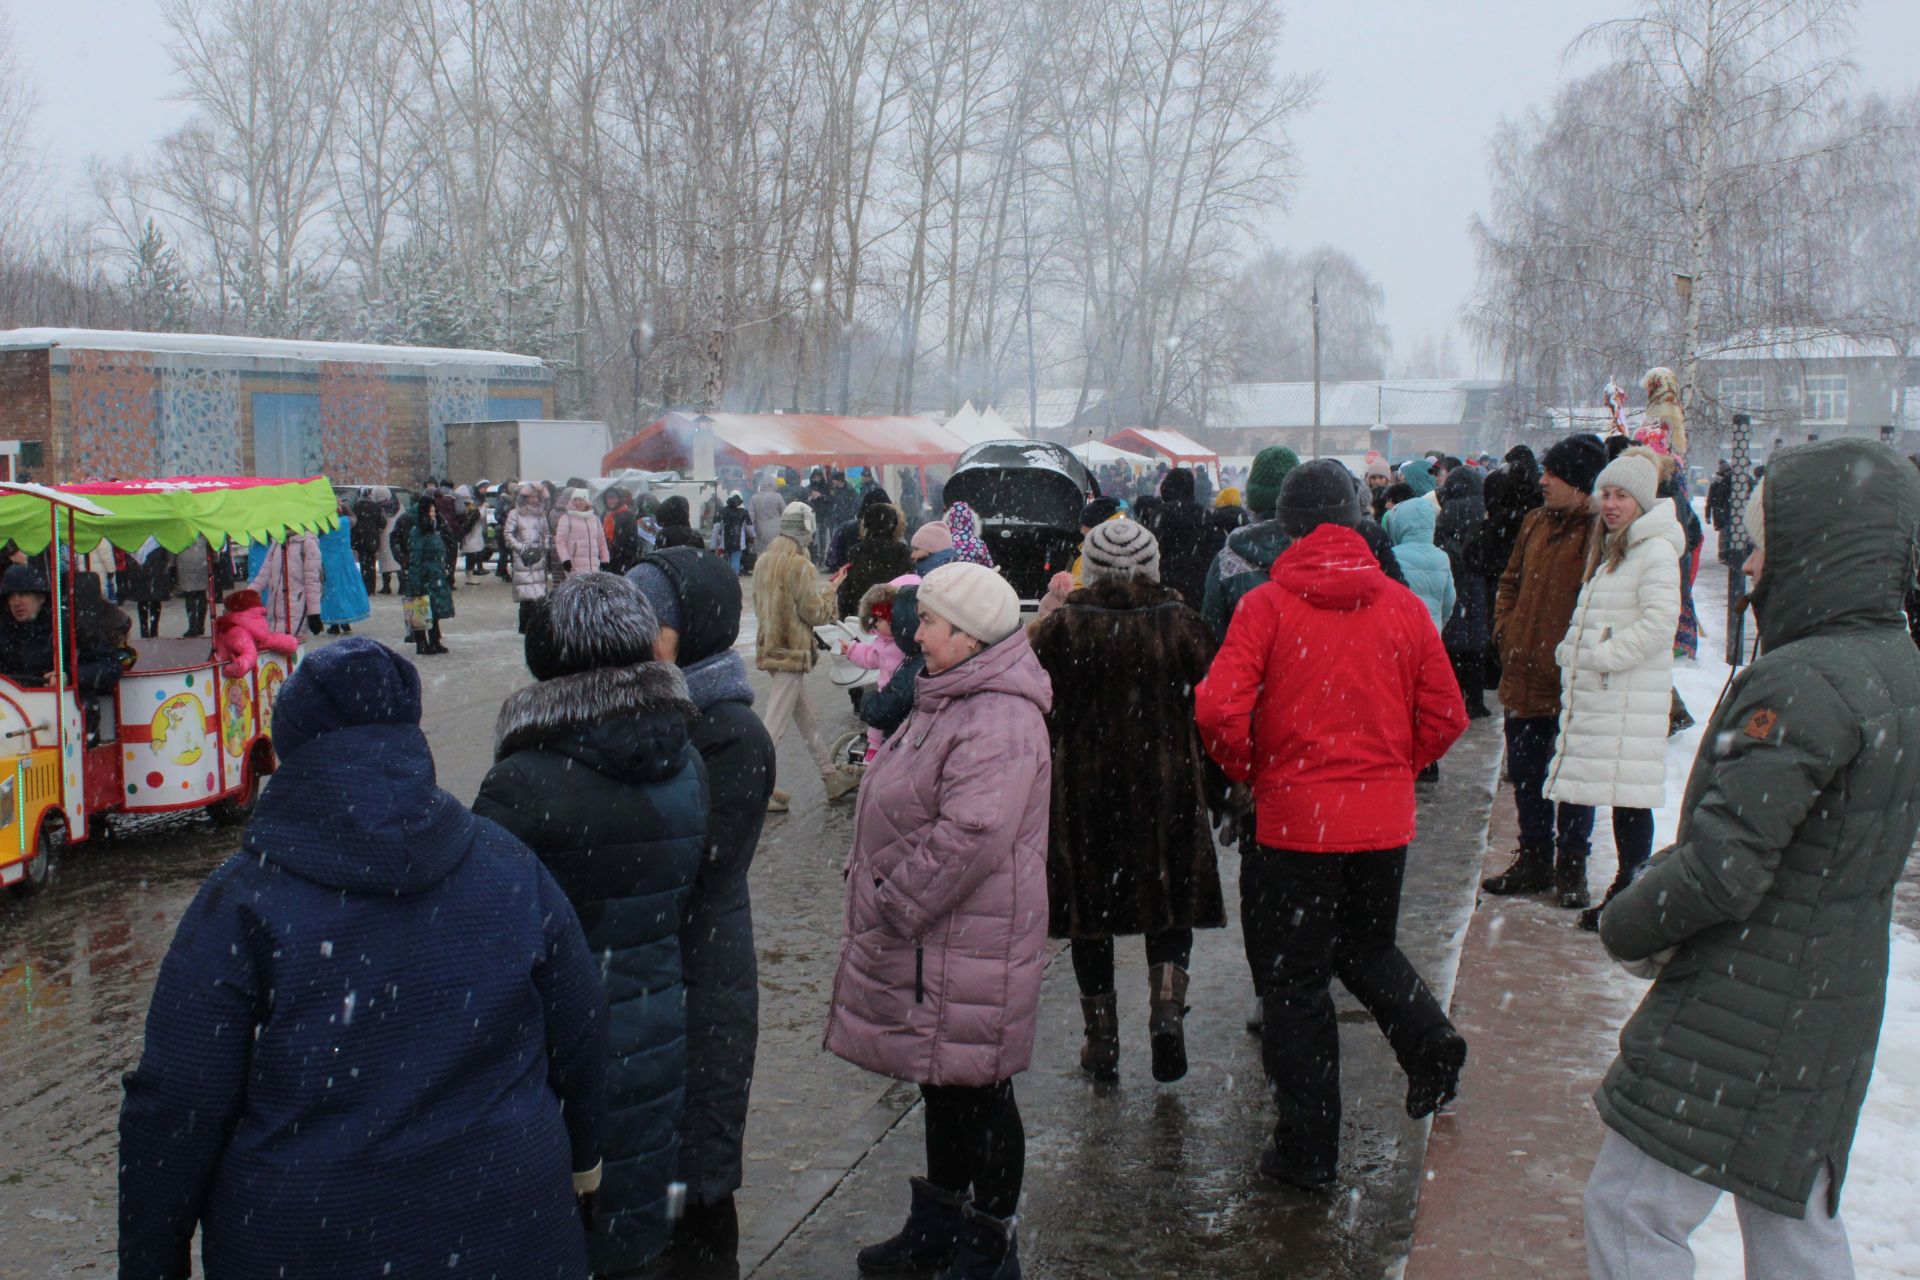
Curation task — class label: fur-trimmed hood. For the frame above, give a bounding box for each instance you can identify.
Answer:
[494,662,697,782]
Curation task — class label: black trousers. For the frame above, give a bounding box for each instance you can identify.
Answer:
[1068,930,1194,998]
[1505,714,1595,855]
[135,600,164,639]
[1242,846,1452,1179]
[1601,807,1654,885]
[181,592,208,636]
[356,547,378,593]
[922,1081,1023,1218]
[1448,648,1487,712]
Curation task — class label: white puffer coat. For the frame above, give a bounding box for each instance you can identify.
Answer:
[1543,499,1683,810]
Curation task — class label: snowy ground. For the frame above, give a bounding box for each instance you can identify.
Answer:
[1592,609,1920,1277]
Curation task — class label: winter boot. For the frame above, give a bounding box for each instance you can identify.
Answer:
[380,573,393,595]
[1257,1141,1335,1192]
[857,1177,967,1276]
[660,1194,741,1280]
[1578,876,1629,933]
[1480,844,1553,895]
[934,1203,1019,1280]
[1079,993,1119,1081]
[825,770,861,802]
[1554,847,1590,910]
[1404,1024,1468,1119]
[1147,963,1190,1083]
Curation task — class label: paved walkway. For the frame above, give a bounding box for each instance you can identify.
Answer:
[1401,781,1640,1278]
[750,715,1508,1279]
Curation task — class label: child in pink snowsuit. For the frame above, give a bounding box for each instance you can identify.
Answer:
[842,582,907,758]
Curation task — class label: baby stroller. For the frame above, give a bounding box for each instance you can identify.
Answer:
[944,440,1096,602]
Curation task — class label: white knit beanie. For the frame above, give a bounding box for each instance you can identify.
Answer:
[1081,518,1160,584]
[780,500,816,541]
[918,562,1021,645]
[1594,453,1659,516]
[1746,480,1765,552]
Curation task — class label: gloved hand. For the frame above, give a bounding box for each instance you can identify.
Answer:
[563,560,573,572]
[306,614,323,635]
[1617,946,1677,981]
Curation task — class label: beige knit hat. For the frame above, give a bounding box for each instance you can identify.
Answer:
[918,562,1021,645]
[780,500,816,541]
[1081,518,1160,584]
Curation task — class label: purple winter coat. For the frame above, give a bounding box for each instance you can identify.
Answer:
[824,627,1053,1087]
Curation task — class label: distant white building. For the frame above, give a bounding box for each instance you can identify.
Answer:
[1205,378,1502,458]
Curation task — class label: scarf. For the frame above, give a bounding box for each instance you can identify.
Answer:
[682,648,754,711]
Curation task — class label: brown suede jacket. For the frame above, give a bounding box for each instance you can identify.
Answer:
[1492,503,1596,718]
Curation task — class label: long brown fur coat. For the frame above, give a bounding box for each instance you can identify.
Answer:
[1029,575,1225,939]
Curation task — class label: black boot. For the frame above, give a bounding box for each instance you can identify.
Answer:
[1481,844,1553,895]
[380,574,393,595]
[661,1194,741,1279]
[857,1177,967,1276]
[1578,877,1628,932]
[1405,1024,1468,1119]
[934,1203,1019,1280]
[1147,963,1189,1084]
[1555,847,1590,910]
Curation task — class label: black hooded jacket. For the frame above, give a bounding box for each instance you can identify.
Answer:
[628,548,774,1203]
[1154,469,1214,607]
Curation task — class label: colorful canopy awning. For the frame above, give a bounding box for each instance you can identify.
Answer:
[0,476,340,553]
[604,412,968,474]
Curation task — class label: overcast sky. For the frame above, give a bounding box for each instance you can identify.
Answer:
[11,1,1920,377]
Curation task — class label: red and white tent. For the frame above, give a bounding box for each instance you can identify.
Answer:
[1104,427,1217,468]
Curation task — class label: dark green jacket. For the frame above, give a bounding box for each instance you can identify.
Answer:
[1596,438,1920,1217]
[403,525,454,620]
[1200,520,1294,643]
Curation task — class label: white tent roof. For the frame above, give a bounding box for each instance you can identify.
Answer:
[1071,440,1155,468]
[944,401,1026,447]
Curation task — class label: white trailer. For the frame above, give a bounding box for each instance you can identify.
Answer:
[444,419,612,486]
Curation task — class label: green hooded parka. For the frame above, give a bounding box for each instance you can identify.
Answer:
[1595,437,1920,1217]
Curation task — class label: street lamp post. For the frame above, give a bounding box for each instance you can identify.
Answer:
[1725,412,1753,668]
[1310,280,1322,459]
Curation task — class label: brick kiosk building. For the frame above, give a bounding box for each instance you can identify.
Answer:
[0,329,553,483]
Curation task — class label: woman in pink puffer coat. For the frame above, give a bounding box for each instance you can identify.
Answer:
[824,561,1051,1280]
[550,488,608,578]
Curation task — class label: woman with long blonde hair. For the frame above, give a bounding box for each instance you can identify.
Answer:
[1542,447,1684,928]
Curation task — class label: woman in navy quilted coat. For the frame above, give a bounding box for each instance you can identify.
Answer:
[475,572,709,1277]
[117,638,609,1279]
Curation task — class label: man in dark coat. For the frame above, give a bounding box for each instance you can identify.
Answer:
[350,487,387,592]
[1706,459,1733,563]
[119,639,609,1279]
[1586,440,1920,1276]
[827,485,894,572]
[1031,518,1222,1086]
[1153,467,1213,606]
[474,573,709,1277]
[1483,434,1604,903]
[656,495,705,549]
[626,548,775,1278]
[1433,465,1491,717]
[836,503,912,618]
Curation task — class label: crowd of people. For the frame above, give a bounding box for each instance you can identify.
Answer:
[111,378,1920,1280]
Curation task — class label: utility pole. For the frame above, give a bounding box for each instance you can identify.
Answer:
[1310,279,1322,459]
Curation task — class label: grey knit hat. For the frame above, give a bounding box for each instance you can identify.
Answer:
[1081,518,1160,584]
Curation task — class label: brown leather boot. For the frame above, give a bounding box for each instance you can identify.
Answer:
[1079,993,1119,1081]
[1148,963,1190,1083]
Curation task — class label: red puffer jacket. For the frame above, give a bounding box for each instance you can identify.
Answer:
[1195,524,1466,853]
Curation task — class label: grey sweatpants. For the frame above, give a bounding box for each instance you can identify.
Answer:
[1584,1129,1853,1279]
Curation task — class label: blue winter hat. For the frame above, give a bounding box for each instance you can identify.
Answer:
[272,637,421,761]
[624,560,683,632]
